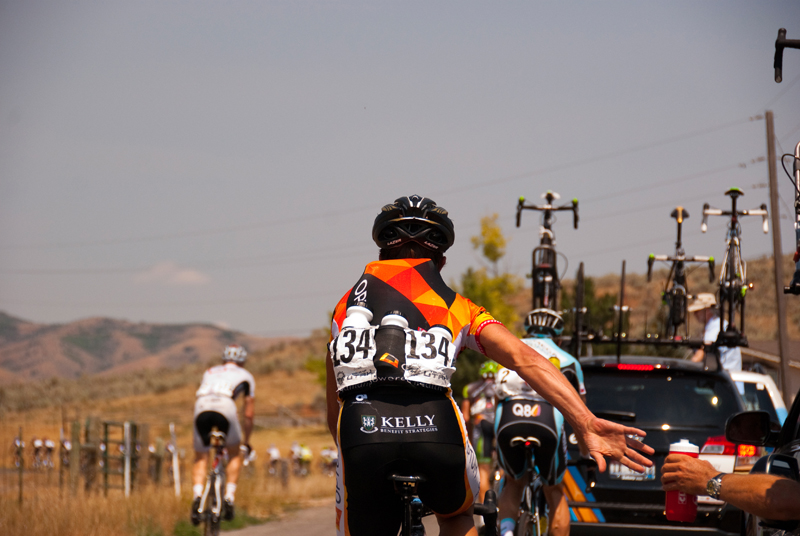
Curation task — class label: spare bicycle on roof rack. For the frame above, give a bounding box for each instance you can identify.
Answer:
[515,191,578,312]
[647,207,715,340]
[782,141,800,295]
[700,188,768,348]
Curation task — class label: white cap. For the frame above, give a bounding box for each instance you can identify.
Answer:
[669,439,699,454]
[688,293,716,313]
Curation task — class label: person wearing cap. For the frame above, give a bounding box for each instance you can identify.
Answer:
[688,293,742,371]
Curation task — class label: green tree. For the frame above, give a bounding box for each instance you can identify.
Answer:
[452,214,523,397]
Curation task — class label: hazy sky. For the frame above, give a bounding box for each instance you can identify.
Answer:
[2,1,799,337]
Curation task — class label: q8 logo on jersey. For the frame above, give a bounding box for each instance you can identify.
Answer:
[512,402,541,418]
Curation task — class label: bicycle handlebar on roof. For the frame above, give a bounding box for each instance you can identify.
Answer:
[701,188,769,235]
[516,191,579,230]
[785,141,800,295]
[647,206,715,284]
[774,28,800,83]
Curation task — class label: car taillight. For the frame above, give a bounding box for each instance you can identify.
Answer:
[733,443,763,472]
[737,444,757,457]
[701,436,735,455]
[603,364,655,371]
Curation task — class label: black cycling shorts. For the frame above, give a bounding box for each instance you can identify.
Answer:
[194,411,230,448]
[495,396,567,485]
[335,386,479,536]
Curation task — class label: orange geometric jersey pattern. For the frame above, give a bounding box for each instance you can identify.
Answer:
[331,259,498,354]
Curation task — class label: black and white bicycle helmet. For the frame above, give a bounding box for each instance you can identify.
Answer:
[223,344,247,364]
[524,308,565,337]
[372,195,455,253]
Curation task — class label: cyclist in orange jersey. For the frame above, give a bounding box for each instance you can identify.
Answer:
[326,195,654,536]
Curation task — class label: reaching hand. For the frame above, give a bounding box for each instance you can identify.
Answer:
[578,417,655,473]
[661,454,717,496]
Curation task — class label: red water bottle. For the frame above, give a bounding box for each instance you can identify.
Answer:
[665,439,699,522]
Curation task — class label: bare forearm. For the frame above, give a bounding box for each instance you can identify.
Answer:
[242,397,255,443]
[719,474,800,521]
[243,417,253,443]
[480,324,593,433]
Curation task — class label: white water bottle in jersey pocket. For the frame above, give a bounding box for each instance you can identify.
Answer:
[342,302,373,330]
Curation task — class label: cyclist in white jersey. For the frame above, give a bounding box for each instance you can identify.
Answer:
[191,344,255,524]
[495,309,587,536]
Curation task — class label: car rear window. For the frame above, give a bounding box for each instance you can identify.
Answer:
[738,381,779,423]
[585,369,740,428]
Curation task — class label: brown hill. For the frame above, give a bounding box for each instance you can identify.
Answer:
[0,312,292,384]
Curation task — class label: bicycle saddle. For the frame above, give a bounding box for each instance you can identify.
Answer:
[725,187,744,199]
[509,436,542,448]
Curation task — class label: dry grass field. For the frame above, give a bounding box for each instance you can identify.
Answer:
[0,333,336,536]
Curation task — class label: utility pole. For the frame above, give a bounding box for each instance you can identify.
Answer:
[765,110,792,402]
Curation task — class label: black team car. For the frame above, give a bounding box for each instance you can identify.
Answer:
[563,355,746,536]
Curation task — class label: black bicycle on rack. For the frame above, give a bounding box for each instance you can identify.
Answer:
[701,188,768,347]
[389,473,498,536]
[782,141,800,295]
[647,206,715,339]
[515,191,578,311]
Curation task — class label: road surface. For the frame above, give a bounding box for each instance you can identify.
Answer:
[224,499,440,535]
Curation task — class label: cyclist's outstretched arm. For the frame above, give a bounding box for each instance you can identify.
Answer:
[479,323,654,473]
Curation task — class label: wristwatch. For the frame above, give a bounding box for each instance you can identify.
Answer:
[706,473,725,499]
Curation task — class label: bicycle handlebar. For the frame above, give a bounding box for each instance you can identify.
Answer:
[775,28,800,83]
[647,254,714,283]
[515,194,579,229]
[701,203,769,234]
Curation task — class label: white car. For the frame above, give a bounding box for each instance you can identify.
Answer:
[720,370,789,475]
[729,370,788,425]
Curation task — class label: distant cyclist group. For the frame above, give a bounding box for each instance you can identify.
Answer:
[10,435,58,469]
[187,194,654,535]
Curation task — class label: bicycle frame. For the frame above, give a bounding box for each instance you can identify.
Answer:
[647,207,714,339]
[198,429,227,534]
[701,188,768,347]
[388,473,498,536]
[785,141,800,295]
[516,191,578,311]
[509,436,547,536]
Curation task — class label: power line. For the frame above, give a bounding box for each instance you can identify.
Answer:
[0,242,373,275]
[1,162,766,277]
[432,116,762,197]
[763,72,800,109]
[0,203,379,251]
[587,157,764,205]
[581,188,725,224]
[0,288,343,308]
[0,116,763,251]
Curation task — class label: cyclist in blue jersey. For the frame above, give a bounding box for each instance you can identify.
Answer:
[494,309,586,536]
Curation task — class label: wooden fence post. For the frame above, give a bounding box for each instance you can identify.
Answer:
[69,421,80,493]
[170,423,180,497]
[123,422,131,498]
[154,437,164,484]
[18,426,23,506]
